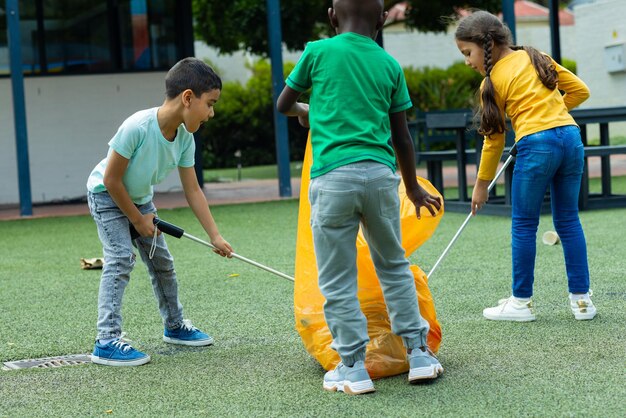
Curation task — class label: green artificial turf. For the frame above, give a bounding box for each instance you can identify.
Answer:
[1,201,624,417]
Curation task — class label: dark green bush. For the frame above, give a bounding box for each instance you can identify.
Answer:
[198,60,308,168]
[199,59,492,167]
[404,61,483,115]
[198,56,578,168]
[561,58,577,74]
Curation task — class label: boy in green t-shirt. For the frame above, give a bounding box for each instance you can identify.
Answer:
[86,58,233,366]
[277,0,443,394]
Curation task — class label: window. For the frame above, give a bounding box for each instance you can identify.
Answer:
[0,0,191,76]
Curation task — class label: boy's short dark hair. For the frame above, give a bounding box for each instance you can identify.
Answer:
[165,57,222,99]
[333,0,383,26]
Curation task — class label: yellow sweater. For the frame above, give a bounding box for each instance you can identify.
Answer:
[477,50,590,180]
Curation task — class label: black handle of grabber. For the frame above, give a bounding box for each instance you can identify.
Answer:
[153,217,185,239]
[129,217,184,239]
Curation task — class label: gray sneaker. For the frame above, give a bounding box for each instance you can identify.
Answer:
[323,361,375,395]
[408,347,443,382]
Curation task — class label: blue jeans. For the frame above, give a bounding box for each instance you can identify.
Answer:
[309,162,430,366]
[511,125,590,298]
[88,191,184,340]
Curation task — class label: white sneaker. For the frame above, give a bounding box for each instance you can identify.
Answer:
[483,296,536,322]
[569,291,597,320]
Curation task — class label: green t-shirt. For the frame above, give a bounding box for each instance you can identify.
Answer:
[286,32,412,178]
[87,107,195,205]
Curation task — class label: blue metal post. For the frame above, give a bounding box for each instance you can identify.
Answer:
[548,0,561,63]
[502,0,517,44]
[6,0,32,216]
[266,0,291,197]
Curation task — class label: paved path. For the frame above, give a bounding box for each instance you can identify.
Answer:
[0,179,303,221]
[1,154,625,221]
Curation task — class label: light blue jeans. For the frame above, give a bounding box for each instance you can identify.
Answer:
[309,162,430,366]
[511,125,590,298]
[88,191,184,340]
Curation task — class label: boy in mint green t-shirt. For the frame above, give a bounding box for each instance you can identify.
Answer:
[277,0,443,395]
[86,58,233,367]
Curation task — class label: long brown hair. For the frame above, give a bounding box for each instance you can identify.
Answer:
[455,11,558,136]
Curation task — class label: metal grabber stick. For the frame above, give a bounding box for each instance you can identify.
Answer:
[134,217,295,282]
[427,144,518,280]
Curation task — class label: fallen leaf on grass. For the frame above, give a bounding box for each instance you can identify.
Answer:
[227,273,240,278]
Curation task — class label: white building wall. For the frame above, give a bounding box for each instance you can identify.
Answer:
[382,24,577,70]
[0,72,183,205]
[516,25,577,60]
[574,0,626,108]
[383,29,463,69]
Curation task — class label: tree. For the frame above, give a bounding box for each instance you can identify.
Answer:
[193,0,503,56]
[193,0,329,55]
[398,0,502,33]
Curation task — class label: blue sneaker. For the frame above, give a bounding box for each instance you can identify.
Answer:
[91,338,151,367]
[323,361,375,395]
[163,319,214,346]
[408,347,443,382]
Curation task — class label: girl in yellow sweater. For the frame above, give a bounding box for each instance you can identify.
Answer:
[455,10,596,321]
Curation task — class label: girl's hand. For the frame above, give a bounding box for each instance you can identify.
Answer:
[211,235,233,258]
[471,180,490,215]
[407,186,442,220]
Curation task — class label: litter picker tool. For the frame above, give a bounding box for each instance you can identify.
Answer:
[131,218,295,282]
[427,143,518,280]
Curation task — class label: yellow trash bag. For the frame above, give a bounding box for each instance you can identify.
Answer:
[294,136,444,379]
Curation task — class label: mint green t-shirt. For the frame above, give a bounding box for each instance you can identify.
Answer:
[286,32,413,178]
[87,107,195,205]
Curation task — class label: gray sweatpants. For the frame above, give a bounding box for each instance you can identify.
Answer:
[309,161,430,366]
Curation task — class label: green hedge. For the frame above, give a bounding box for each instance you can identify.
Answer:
[198,58,575,168]
[198,60,309,168]
[562,57,577,74]
[404,61,483,114]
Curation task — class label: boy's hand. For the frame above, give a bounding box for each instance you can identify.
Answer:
[211,235,233,258]
[471,179,490,215]
[297,103,310,128]
[407,185,441,220]
[132,213,158,237]
[276,86,309,127]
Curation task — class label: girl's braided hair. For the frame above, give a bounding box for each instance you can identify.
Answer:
[455,10,558,136]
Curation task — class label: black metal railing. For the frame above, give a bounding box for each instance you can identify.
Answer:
[410,106,626,215]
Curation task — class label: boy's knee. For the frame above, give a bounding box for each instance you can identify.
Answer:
[104,252,136,273]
